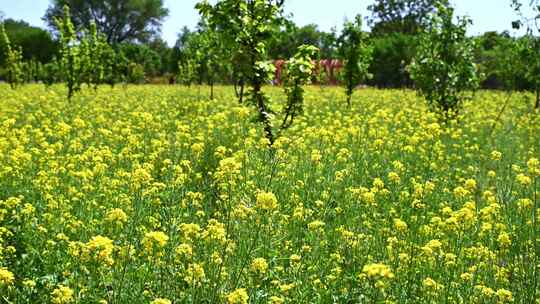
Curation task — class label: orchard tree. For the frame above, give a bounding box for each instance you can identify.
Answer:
[55,5,117,99]
[367,0,448,88]
[197,0,285,145]
[511,0,540,108]
[281,45,319,129]
[42,57,61,87]
[177,59,196,87]
[368,0,449,35]
[102,46,126,87]
[0,22,24,88]
[44,0,169,44]
[337,15,373,107]
[408,3,479,119]
[55,5,84,99]
[22,59,43,83]
[517,37,540,108]
[176,26,228,99]
[81,22,110,90]
[197,29,230,99]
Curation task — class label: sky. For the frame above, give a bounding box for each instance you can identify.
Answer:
[0,0,530,46]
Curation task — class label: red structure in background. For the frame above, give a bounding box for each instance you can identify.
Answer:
[272,59,343,85]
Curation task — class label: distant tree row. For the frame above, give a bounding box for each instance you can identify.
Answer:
[0,0,538,94]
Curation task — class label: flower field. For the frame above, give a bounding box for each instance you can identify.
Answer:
[0,84,539,303]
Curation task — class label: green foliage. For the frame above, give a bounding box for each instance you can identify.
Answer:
[197,29,230,99]
[102,45,126,87]
[44,0,169,44]
[0,22,24,89]
[42,57,62,87]
[368,0,449,35]
[473,32,527,90]
[119,43,162,78]
[177,60,196,86]
[55,5,120,98]
[21,59,43,83]
[517,36,540,108]
[511,0,540,108]
[281,45,319,129]
[176,25,231,97]
[196,0,285,145]
[337,15,373,107]
[127,62,146,84]
[0,19,57,65]
[81,22,111,89]
[148,38,173,75]
[268,22,338,59]
[408,3,479,118]
[368,32,416,88]
[55,5,84,99]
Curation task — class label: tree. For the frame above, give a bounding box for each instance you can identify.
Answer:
[80,22,109,89]
[55,5,117,98]
[511,0,540,108]
[368,32,415,88]
[368,0,449,35]
[148,38,173,75]
[177,59,196,86]
[337,15,373,107]
[195,29,230,99]
[367,0,447,89]
[517,36,540,109]
[1,19,57,65]
[44,0,169,44]
[473,31,524,90]
[408,3,479,119]
[0,22,24,88]
[197,0,285,146]
[268,22,322,59]
[119,43,162,77]
[55,5,85,99]
[175,26,229,98]
[281,45,319,129]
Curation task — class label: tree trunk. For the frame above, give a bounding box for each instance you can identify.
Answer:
[235,78,244,103]
[253,80,274,146]
[534,88,540,109]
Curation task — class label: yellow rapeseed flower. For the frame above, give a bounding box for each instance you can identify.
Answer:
[226,288,249,304]
[142,231,169,253]
[250,257,268,275]
[491,151,502,161]
[51,285,74,304]
[496,288,513,302]
[151,298,172,304]
[256,191,278,211]
[0,267,15,286]
[105,208,128,225]
[393,219,408,232]
[84,235,115,265]
[516,173,532,186]
[362,263,394,280]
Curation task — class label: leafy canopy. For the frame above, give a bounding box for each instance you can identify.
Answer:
[281,45,319,129]
[408,3,479,118]
[337,15,373,106]
[368,0,449,35]
[44,0,169,44]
